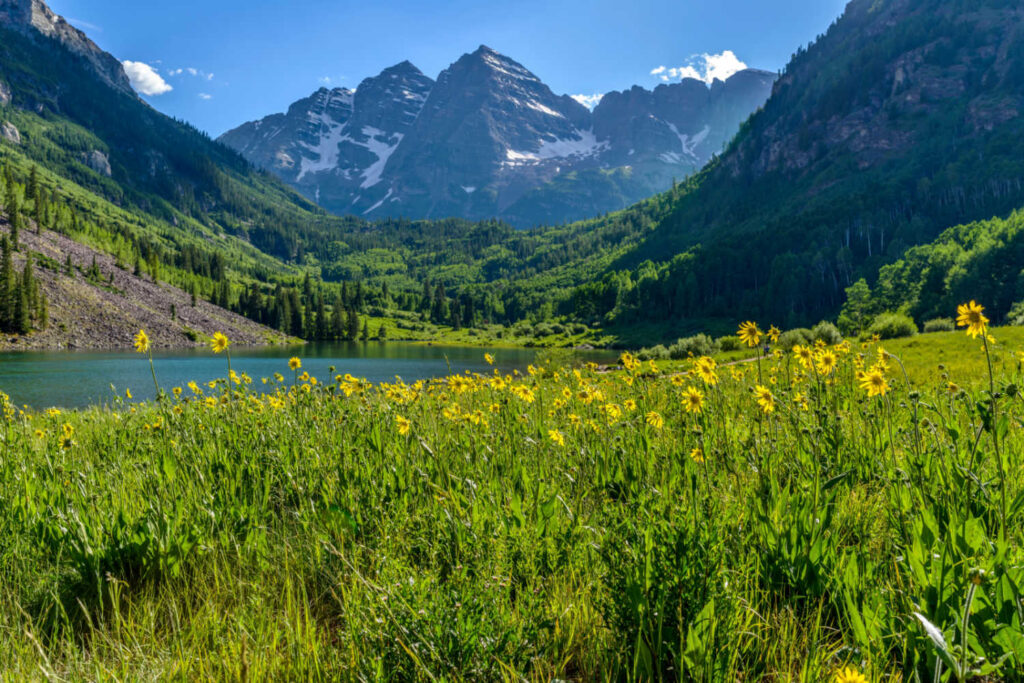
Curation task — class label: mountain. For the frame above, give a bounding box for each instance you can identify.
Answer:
[0,0,133,95]
[0,0,342,347]
[219,46,775,226]
[596,0,1024,328]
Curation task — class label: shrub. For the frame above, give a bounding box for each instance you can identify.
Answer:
[777,328,813,350]
[533,323,554,338]
[549,323,566,335]
[637,345,670,361]
[923,317,955,333]
[717,335,742,352]
[811,321,843,346]
[570,323,588,335]
[867,312,917,340]
[669,334,718,359]
[1008,301,1024,326]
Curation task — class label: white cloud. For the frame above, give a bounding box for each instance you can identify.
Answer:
[571,93,604,110]
[122,60,172,96]
[650,50,748,85]
[703,50,747,83]
[169,67,214,81]
[198,93,213,100]
[319,76,332,86]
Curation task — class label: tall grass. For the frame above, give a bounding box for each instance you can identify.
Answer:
[0,328,1022,680]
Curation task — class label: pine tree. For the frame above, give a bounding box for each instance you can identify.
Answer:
[14,278,29,334]
[360,320,370,341]
[5,182,19,251]
[347,308,360,340]
[26,165,38,204]
[331,295,345,340]
[0,237,13,331]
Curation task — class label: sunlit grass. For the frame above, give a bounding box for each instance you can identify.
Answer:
[1,320,1023,680]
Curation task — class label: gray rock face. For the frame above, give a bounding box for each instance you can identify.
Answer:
[220,46,775,226]
[219,61,433,211]
[0,0,134,96]
[0,80,10,105]
[1,120,20,143]
[83,149,111,176]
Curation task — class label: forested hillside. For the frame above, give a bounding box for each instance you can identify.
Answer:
[837,209,1024,331]
[594,0,1024,329]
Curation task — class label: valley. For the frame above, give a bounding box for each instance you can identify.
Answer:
[2,0,1024,679]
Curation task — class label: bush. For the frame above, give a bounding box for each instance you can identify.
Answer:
[811,321,843,346]
[637,345,670,361]
[669,334,718,359]
[923,317,955,333]
[867,312,917,340]
[717,335,742,352]
[1008,301,1024,326]
[777,328,813,350]
[570,323,588,335]
[549,323,566,335]
[533,323,554,338]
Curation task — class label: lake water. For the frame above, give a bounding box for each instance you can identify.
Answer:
[0,342,617,410]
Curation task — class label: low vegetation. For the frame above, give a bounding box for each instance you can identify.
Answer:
[1,303,1022,680]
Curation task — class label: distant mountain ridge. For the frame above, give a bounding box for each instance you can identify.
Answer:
[219,46,775,226]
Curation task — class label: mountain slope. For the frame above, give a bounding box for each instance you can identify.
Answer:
[0,4,346,266]
[610,0,1024,327]
[220,47,774,227]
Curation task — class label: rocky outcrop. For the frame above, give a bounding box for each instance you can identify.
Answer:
[220,46,775,226]
[83,149,111,176]
[0,80,10,105]
[1,120,19,143]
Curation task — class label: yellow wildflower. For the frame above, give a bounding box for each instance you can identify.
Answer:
[755,385,775,414]
[738,321,762,348]
[682,386,704,414]
[956,300,988,338]
[210,332,230,353]
[133,329,150,353]
[395,415,411,436]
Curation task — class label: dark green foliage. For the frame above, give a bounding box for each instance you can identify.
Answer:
[843,210,1024,327]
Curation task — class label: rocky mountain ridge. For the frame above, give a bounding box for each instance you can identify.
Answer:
[220,46,775,226]
[0,0,133,95]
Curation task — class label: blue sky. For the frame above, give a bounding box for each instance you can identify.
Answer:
[48,0,849,137]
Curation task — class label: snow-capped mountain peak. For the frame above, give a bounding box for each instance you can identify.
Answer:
[219,48,774,226]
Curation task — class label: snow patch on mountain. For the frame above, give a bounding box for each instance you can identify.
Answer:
[660,123,711,164]
[481,50,539,82]
[360,127,403,189]
[363,188,394,214]
[297,114,348,181]
[503,129,608,166]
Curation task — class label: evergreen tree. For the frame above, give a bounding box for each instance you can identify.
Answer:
[0,237,12,330]
[360,319,370,341]
[26,165,38,204]
[347,308,360,340]
[14,278,29,334]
